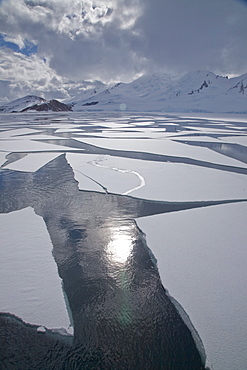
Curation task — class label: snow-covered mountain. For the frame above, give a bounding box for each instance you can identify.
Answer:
[65,80,107,105]
[68,73,174,112]
[1,71,247,113]
[22,99,72,112]
[0,95,46,113]
[70,71,247,113]
[0,96,71,113]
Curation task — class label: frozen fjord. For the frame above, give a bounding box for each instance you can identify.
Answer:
[0,111,247,370]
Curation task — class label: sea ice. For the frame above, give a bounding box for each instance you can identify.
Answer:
[67,153,247,201]
[137,202,247,370]
[0,207,72,332]
[0,139,82,153]
[75,137,247,168]
[66,153,140,194]
[4,153,61,172]
[1,111,246,370]
[223,135,247,146]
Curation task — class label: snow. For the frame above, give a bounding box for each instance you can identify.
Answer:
[223,136,247,146]
[0,128,42,138]
[69,71,247,114]
[1,71,247,114]
[0,138,82,152]
[4,153,61,172]
[0,207,72,333]
[67,153,111,192]
[37,326,46,333]
[137,202,247,370]
[174,136,222,142]
[0,111,247,369]
[75,136,247,168]
[0,95,45,113]
[67,153,247,201]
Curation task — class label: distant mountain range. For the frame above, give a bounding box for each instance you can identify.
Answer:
[1,71,247,113]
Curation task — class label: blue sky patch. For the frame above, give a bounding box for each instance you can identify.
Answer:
[0,34,38,56]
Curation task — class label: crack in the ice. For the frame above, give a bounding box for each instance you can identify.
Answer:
[87,155,146,195]
[74,168,108,194]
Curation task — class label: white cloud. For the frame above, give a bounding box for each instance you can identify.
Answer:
[0,49,49,81]
[0,0,144,82]
[3,34,25,49]
[0,48,72,101]
[0,0,127,38]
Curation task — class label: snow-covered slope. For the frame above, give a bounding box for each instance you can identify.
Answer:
[0,96,71,113]
[70,71,247,113]
[1,71,247,113]
[69,73,174,112]
[22,99,72,112]
[65,80,107,107]
[162,71,247,113]
[0,95,46,113]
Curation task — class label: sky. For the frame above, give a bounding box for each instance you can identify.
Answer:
[0,0,247,102]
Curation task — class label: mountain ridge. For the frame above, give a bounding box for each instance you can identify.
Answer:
[1,71,247,113]
[0,97,72,113]
[70,70,247,113]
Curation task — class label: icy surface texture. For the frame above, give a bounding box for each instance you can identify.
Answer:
[1,112,247,369]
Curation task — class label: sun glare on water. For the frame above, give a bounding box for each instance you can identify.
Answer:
[106,224,134,264]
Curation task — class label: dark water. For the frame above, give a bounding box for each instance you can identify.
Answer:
[1,154,246,369]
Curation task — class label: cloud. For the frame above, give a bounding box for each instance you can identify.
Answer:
[0,0,247,101]
[136,0,247,75]
[3,35,26,49]
[0,48,72,101]
[0,0,145,81]
[0,46,109,103]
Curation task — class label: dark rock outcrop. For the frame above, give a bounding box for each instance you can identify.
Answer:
[21,99,72,112]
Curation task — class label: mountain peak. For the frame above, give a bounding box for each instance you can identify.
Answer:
[1,71,247,114]
[22,99,72,112]
[0,96,71,113]
[0,95,46,113]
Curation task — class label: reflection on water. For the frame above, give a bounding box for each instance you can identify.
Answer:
[1,154,245,369]
[105,222,134,264]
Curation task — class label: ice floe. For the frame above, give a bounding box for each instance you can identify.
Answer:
[0,207,72,332]
[0,111,247,370]
[137,202,247,370]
